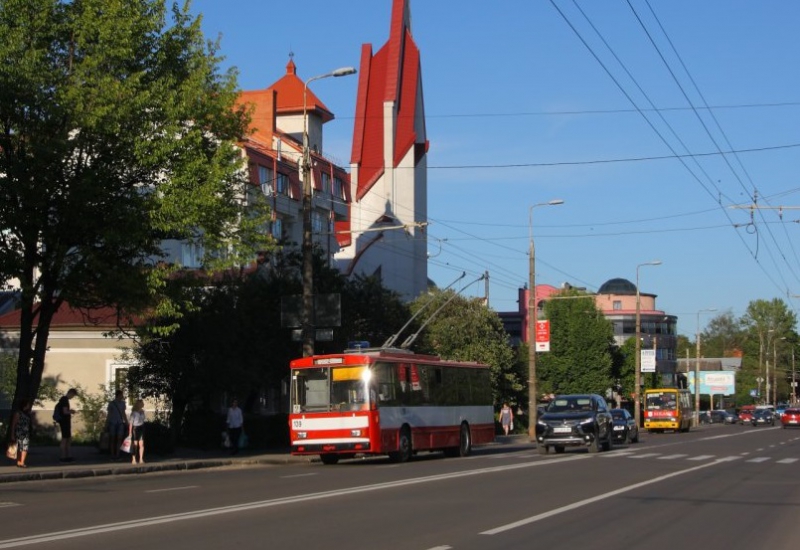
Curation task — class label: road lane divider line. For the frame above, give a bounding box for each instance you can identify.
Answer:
[777,458,798,464]
[144,486,198,494]
[657,454,688,460]
[480,456,740,536]
[0,455,590,548]
[687,455,715,461]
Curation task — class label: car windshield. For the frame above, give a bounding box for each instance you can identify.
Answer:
[547,397,593,413]
[611,411,626,420]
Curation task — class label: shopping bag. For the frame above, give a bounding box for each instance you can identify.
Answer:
[120,435,132,454]
[238,431,248,450]
[6,442,17,460]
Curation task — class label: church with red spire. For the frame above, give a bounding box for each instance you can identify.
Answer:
[335,0,429,301]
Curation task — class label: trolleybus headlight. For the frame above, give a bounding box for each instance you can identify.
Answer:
[297,432,307,439]
[351,429,362,437]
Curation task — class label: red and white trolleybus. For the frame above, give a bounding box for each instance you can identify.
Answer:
[289,347,495,464]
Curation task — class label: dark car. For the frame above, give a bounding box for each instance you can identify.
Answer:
[535,394,614,454]
[781,408,800,429]
[751,409,776,426]
[703,410,738,424]
[610,408,639,443]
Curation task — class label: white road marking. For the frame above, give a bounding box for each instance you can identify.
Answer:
[657,454,688,460]
[0,455,590,549]
[279,473,318,479]
[0,503,20,509]
[746,457,770,463]
[777,458,798,464]
[628,453,661,459]
[481,456,741,535]
[687,455,716,461]
[144,486,198,494]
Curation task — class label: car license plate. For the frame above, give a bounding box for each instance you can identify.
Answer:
[553,427,571,434]
[613,425,625,430]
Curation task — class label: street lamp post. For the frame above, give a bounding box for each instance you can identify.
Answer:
[301,66,356,357]
[695,308,717,423]
[527,199,564,439]
[634,260,661,428]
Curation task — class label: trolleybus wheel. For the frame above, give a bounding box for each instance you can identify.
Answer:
[319,453,339,465]
[389,427,412,463]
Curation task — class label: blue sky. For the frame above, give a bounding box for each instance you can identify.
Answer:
[190,0,800,336]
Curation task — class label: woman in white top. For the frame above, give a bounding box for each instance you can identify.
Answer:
[128,399,146,464]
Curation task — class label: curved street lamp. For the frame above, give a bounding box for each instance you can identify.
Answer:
[301,66,357,357]
[527,199,564,439]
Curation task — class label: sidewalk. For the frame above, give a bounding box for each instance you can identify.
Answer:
[1,443,311,484]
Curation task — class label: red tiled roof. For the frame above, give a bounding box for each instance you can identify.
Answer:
[0,304,131,330]
[272,58,335,123]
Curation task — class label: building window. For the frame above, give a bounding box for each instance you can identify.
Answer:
[272,218,282,239]
[258,165,273,195]
[312,210,325,234]
[320,172,330,194]
[181,242,204,268]
[613,300,622,310]
[333,177,343,198]
[276,173,290,197]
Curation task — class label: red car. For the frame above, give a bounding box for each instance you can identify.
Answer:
[781,408,800,429]
[738,406,755,424]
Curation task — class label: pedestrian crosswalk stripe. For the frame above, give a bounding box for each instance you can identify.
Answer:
[776,458,798,464]
[657,454,688,460]
[746,457,770,463]
[687,455,716,461]
[628,453,661,459]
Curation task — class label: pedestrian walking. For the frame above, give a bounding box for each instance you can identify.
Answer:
[55,388,78,462]
[106,390,128,461]
[499,402,514,436]
[10,399,32,468]
[128,399,146,464]
[226,399,244,455]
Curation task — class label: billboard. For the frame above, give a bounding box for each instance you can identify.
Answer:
[688,371,736,395]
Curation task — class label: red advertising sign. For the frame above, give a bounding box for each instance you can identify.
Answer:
[535,320,550,352]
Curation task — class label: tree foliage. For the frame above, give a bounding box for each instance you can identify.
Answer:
[537,291,616,396]
[408,289,522,408]
[0,0,270,406]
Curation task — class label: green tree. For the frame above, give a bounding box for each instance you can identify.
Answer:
[738,298,797,405]
[537,291,616,396]
[701,311,745,358]
[0,0,270,408]
[408,289,523,409]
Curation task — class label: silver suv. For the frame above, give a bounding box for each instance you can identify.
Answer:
[535,394,614,454]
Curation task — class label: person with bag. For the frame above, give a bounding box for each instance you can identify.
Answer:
[128,399,146,464]
[55,388,78,462]
[9,399,32,468]
[106,390,128,461]
[226,398,244,455]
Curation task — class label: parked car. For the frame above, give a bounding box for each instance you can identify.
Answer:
[535,394,614,454]
[705,410,737,424]
[610,408,639,443]
[751,409,776,426]
[781,408,800,429]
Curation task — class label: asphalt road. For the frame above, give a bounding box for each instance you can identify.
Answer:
[1,423,798,550]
